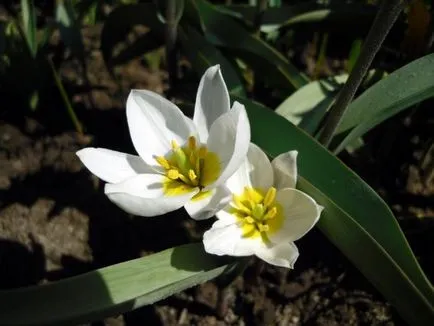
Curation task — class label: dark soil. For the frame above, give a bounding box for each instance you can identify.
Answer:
[0,19,433,326]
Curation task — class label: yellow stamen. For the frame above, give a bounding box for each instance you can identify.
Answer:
[158,137,220,198]
[229,187,284,241]
[245,216,255,224]
[178,174,191,184]
[167,169,179,180]
[258,224,269,232]
[252,204,265,220]
[264,206,277,220]
[171,139,179,150]
[246,187,258,202]
[198,146,208,159]
[155,156,170,169]
[233,195,251,215]
[188,136,196,150]
[188,169,197,181]
[263,187,277,207]
[189,152,196,165]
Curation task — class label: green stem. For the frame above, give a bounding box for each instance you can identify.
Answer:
[165,0,178,90]
[318,0,406,147]
[48,57,83,134]
[253,0,268,35]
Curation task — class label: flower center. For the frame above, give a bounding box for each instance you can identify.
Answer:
[231,187,284,242]
[155,136,220,199]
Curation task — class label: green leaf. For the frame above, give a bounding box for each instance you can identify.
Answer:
[221,3,377,29]
[347,39,362,73]
[55,0,85,59]
[233,95,434,325]
[178,24,246,96]
[275,74,347,135]
[187,0,308,90]
[154,0,185,25]
[0,243,229,325]
[298,177,433,326]
[101,3,164,72]
[21,0,37,57]
[334,53,434,154]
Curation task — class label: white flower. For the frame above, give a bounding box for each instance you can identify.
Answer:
[76,65,250,220]
[203,143,323,268]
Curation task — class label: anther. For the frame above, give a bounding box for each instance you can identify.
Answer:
[198,146,208,159]
[263,187,277,207]
[171,140,179,150]
[246,187,258,204]
[167,169,180,180]
[188,169,197,181]
[245,216,255,224]
[258,224,269,232]
[264,206,277,219]
[155,156,170,169]
[178,174,191,184]
[188,136,196,150]
[233,195,251,215]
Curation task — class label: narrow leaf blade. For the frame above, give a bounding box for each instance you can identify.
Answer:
[335,54,434,153]
[0,244,229,325]
[55,0,85,59]
[190,0,308,90]
[299,177,433,326]
[275,74,347,135]
[179,24,246,96]
[21,0,37,57]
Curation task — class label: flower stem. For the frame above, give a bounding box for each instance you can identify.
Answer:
[48,57,83,135]
[318,0,406,147]
[165,0,178,90]
[254,0,268,35]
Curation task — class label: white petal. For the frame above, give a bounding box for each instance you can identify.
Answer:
[193,65,230,141]
[215,209,237,226]
[255,242,299,268]
[226,142,273,194]
[76,147,153,184]
[269,188,323,244]
[203,223,258,257]
[184,186,232,220]
[126,90,197,166]
[271,151,298,189]
[105,173,198,217]
[205,101,250,190]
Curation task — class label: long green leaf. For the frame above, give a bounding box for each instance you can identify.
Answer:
[234,95,434,325]
[55,0,85,59]
[0,243,229,325]
[222,3,377,28]
[334,53,434,154]
[187,0,308,90]
[178,24,246,96]
[21,0,37,57]
[275,74,347,135]
[298,177,433,326]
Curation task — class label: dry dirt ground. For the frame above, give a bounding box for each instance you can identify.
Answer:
[0,23,433,326]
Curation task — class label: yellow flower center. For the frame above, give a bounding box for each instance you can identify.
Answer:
[155,136,220,200]
[231,187,284,243]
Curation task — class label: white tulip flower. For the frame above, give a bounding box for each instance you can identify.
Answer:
[77,65,250,220]
[203,143,323,268]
